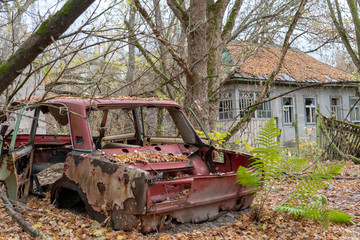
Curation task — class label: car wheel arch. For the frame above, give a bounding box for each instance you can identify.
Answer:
[50,177,107,223]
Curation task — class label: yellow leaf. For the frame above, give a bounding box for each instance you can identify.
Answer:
[32,223,42,229]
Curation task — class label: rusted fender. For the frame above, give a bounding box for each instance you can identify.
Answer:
[53,151,151,230]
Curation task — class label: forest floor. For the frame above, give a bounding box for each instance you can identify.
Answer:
[1,160,360,239]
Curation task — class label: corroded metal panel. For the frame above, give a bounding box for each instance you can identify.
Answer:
[62,151,150,229]
[0,154,17,200]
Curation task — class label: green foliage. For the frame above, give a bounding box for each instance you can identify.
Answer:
[196,129,230,146]
[236,166,261,189]
[289,138,322,161]
[329,210,354,224]
[236,117,284,220]
[236,117,353,228]
[276,192,353,229]
[282,157,309,172]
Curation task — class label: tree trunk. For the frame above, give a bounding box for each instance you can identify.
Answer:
[126,4,136,95]
[0,0,95,95]
[206,0,229,131]
[185,0,209,130]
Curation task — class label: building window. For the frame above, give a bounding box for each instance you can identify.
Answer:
[350,97,360,123]
[238,91,271,119]
[282,97,294,124]
[219,91,233,120]
[305,97,316,124]
[330,97,342,119]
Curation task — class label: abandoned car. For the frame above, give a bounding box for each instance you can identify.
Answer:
[0,97,256,232]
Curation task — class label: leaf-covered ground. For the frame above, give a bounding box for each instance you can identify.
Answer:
[1,161,360,239]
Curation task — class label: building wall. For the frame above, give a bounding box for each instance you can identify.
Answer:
[221,82,358,146]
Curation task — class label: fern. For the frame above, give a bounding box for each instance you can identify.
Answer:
[236,117,353,228]
[329,210,354,224]
[236,166,261,189]
[236,118,284,220]
[275,205,306,218]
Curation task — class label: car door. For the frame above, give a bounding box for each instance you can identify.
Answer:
[0,106,39,201]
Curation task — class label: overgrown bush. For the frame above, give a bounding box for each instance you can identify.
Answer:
[236,117,352,229]
[287,137,322,161]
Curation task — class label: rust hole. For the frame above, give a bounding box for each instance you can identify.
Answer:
[97,182,106,194]
[123,174,129,185]
[122,149,129,153]
[163,215,173,225]
[154,146,161,151]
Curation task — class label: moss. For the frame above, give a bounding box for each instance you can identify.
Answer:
[16,46,24,55]
[0,61,10,73]
[0,46,26,73]
[60,0,73,15]
[207,2,221,13]
[34,0,73,35]
[222,13,236,37]
[35,18,50,35]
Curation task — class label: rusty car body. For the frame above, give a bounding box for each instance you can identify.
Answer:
[0,97,256,232]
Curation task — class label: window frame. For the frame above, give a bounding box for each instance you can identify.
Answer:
[304,97,316,124]
[350,96,360,123]
[282,96,295,124]
[330,96,342,120]
[238,91,272,119]
[218,90,234,120]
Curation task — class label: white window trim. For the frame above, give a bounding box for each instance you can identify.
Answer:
[305,97,316,124]
[330,96,342,120]
[350,96,360,123]
[219,90,234,120]
[282,96,295,124]
[238,91,272,119]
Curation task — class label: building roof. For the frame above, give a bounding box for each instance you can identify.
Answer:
[226,43,351,83]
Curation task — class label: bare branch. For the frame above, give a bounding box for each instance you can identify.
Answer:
[167,0,189,27]
[224,0,308,142]
[133,0,195,83]
[0,0,95,94]
[221,0,243,40]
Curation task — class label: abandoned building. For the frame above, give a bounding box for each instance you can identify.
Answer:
[219,44,358,146]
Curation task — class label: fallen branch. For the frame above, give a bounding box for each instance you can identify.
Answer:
[334,177,360,180]
[0,187,44,238]
[11,202,47,213]
[283,172,360,181]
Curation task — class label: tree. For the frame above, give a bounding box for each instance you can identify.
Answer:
[0,0,95,95]
[133,0,305,131]
[326,0,360,73]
